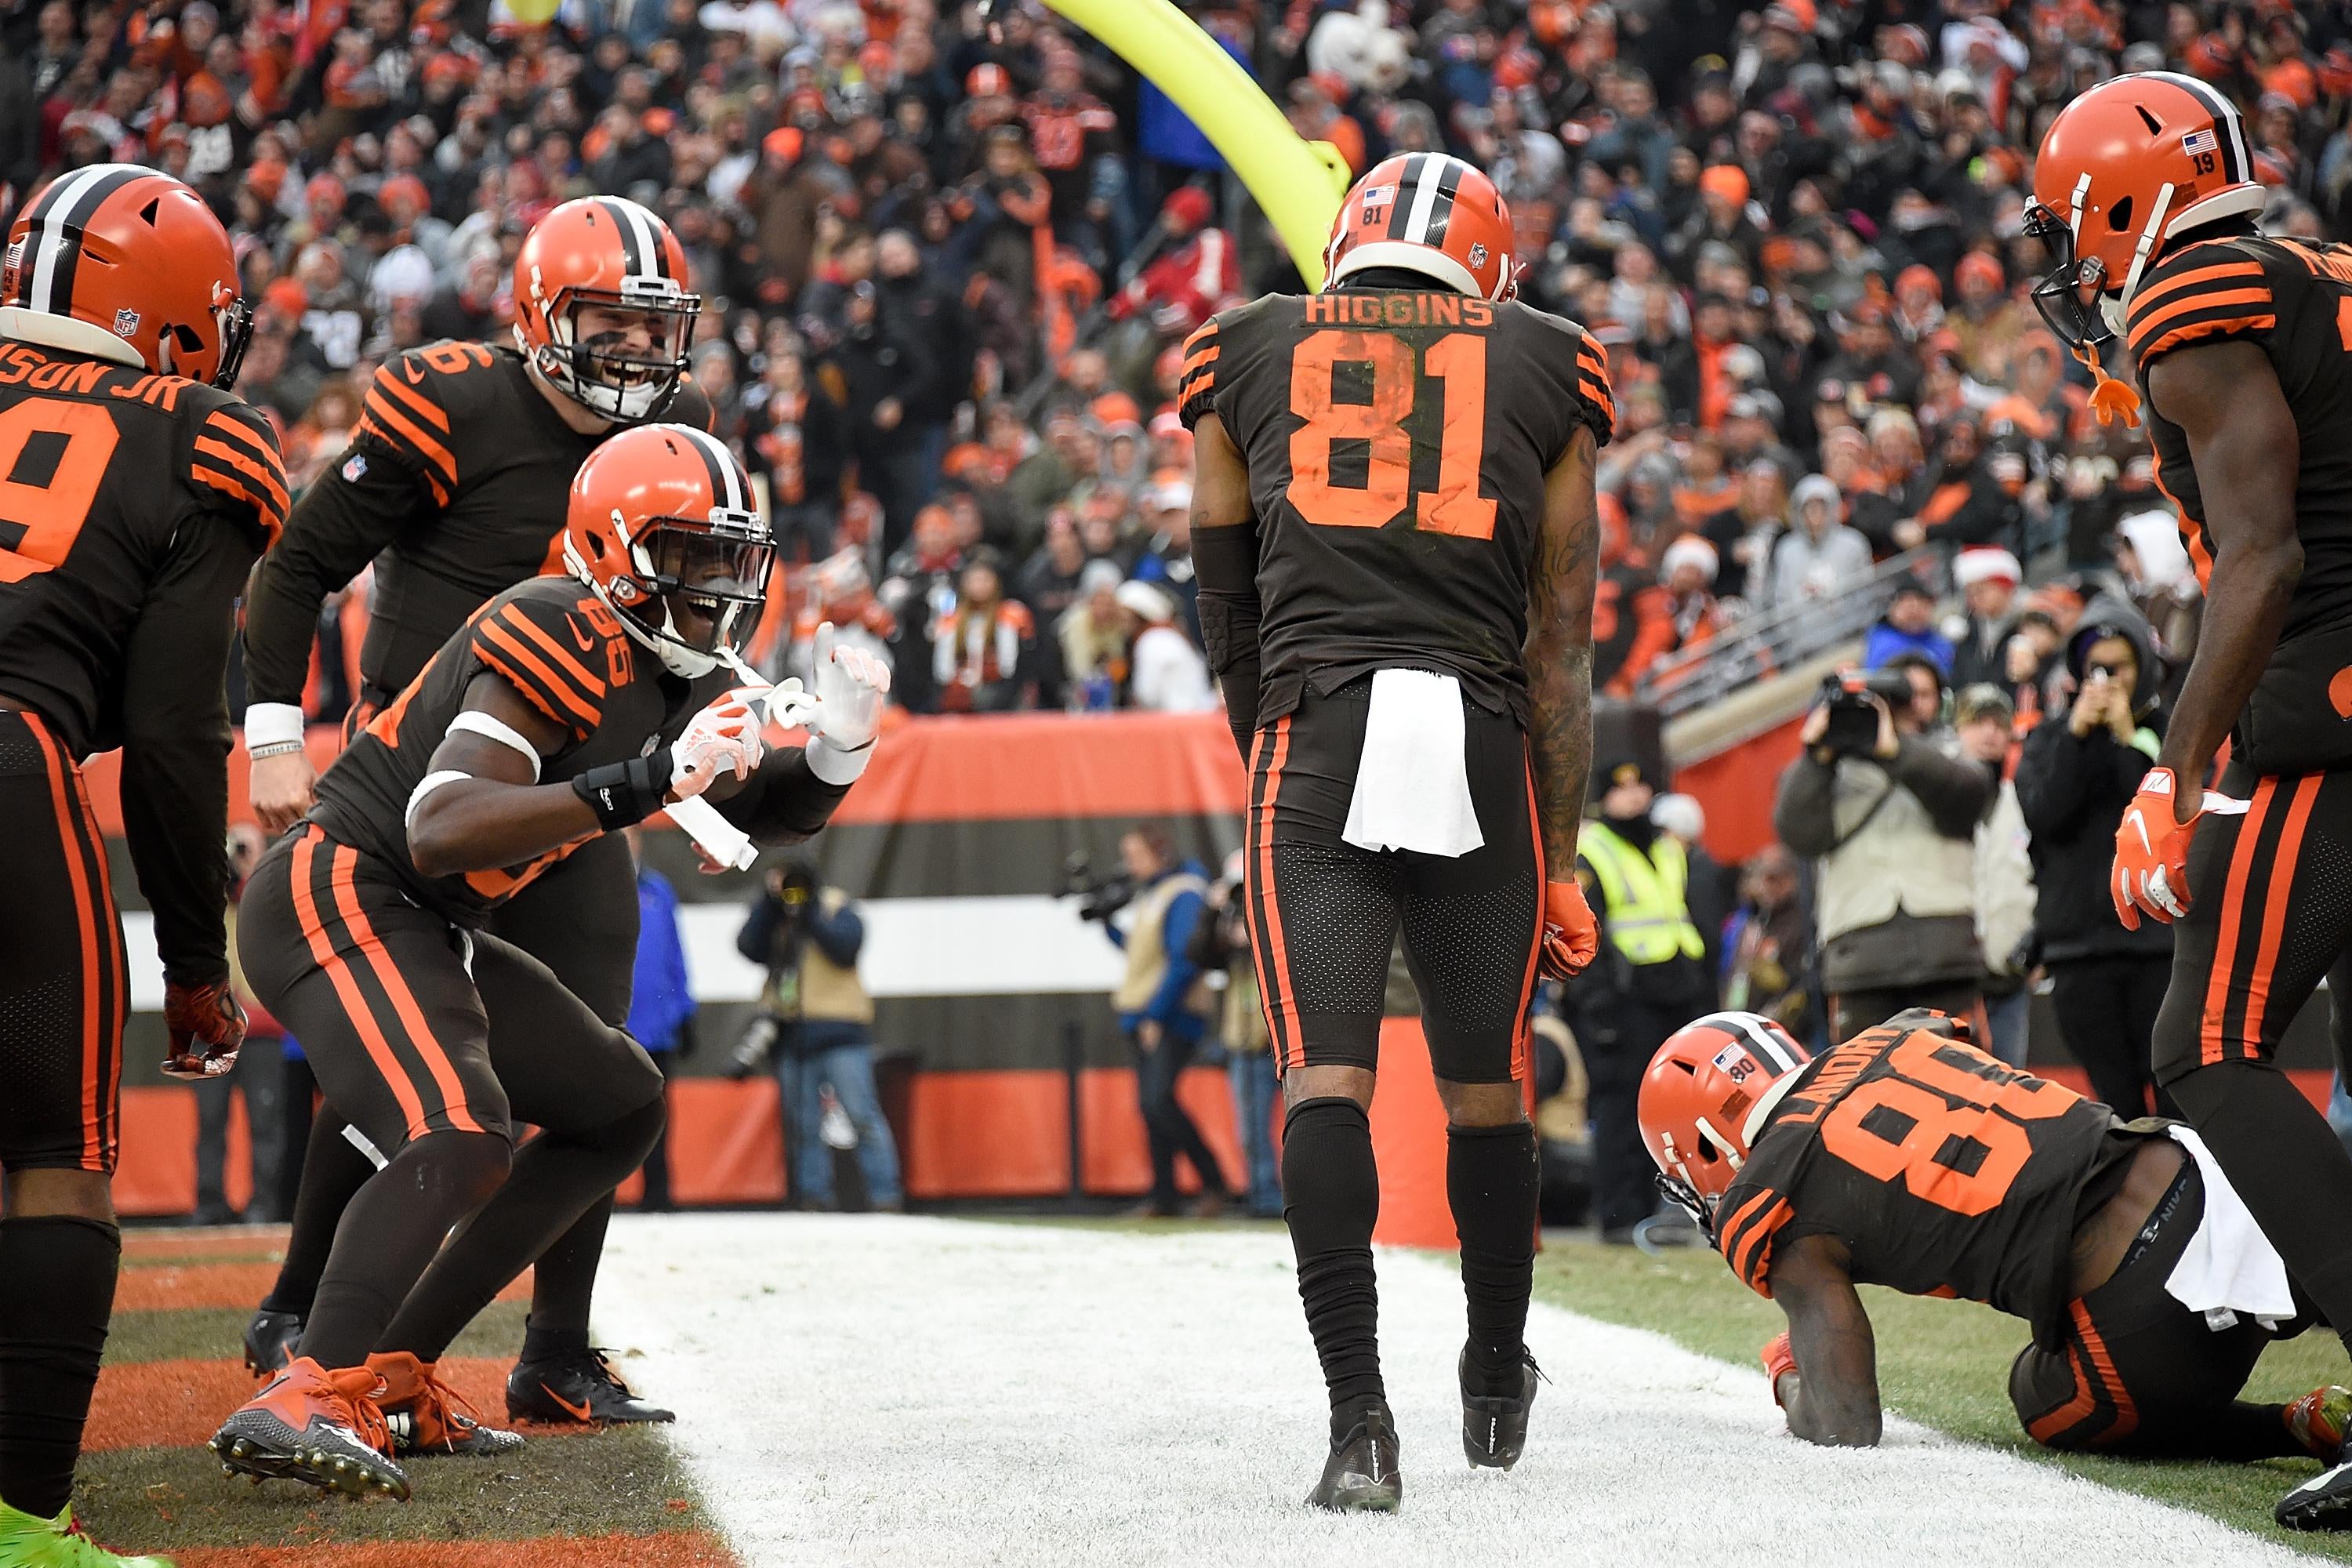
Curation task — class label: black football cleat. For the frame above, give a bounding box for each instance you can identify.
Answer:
[242,1308,304,1377]
[1460,1347,1542,1470]
[506,1348,674,1425]
[1307,1403,1401,1513]
[2278,1457,2352,1531]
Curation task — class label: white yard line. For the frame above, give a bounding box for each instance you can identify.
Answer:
[594,1214,2307,1568]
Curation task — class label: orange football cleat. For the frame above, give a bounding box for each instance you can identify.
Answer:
[366,1352,524,1459]
[209,1356,410,1501]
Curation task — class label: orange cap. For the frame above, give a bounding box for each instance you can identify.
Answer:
[1698,164,1749,208]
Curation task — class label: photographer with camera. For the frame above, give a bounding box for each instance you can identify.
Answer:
[1187,851,1282,1219]
[2013,596,2176,1118]
[732,860,902,1212]
[1774,654,1994,1040]
[1091,827,1232,1218]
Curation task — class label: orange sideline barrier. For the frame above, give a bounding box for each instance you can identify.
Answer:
[80,710,1250,837]
[1674,713,1806,865]
[113,1062,2315,1218]
[113,1065,1272,1216]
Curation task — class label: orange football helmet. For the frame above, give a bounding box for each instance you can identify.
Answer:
[1637,1011,1812,1236]
[2024,71,2264,350]
[1,163,251,387]
[514,196,699,423]
[564,423,772,678]
[1322,153,1516,302]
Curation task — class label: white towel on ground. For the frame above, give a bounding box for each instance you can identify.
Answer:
[1340,668,1483,858]
[2164,1123,2296,1331]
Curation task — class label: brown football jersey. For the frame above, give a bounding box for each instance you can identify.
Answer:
[312,574,731,923]
[1717,1011,2148,1347]
[2129,234,2352,771]
[1178,289,1612,728]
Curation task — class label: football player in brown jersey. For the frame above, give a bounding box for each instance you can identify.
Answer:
[1184,153,1606,1509]
[2029,73,2352,1529]
[211,422,883,1501]
[0,164,282,1567]
[236,196,721,1425]
[1640,1011,2347,1467]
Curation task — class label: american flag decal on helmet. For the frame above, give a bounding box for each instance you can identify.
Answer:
[2182,128,2219,157]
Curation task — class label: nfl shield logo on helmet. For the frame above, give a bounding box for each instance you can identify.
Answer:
[112,307,140,338]
[1468,243,1489,268]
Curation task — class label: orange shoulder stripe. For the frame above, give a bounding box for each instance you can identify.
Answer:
[2125,261,2265,327]
[361,389,459,486]
[496,603,609,697]
[376,366,452,431]
[2139,314,2278,362]
[2127,286,2275,352]
[474,620,602,729]
[194,436,290,516]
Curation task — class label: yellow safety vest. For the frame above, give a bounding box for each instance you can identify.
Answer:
[1580,822,1705,965]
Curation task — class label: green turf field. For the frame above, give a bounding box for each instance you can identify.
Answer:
[1533,1234,2351,1561]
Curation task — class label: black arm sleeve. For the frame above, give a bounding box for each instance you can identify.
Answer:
[241,442,430,706]
[713,747,854,845]
[121,517,261,985]
[1886,735,1996,839]
[1192,519,1262,762]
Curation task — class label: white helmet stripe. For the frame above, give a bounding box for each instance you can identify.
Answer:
[679,423,749,512]
[2161,71,2252,184]
[1403,156,1446,243]
[24,164,143,314]
[615,197,667,279]
[1688,1010,1801,1073]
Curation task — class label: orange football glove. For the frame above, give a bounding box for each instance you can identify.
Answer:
[1538,878,1599,978]
[162,978,248,1080]
[2111,768,2247,930]
[1761,1330,1797,1407]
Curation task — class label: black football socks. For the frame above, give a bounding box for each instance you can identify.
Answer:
[0,1215,118,1519]
[1283,1096,1385,1441]
[1449,1120,1539,1398]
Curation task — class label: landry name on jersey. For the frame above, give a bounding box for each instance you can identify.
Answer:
[1716,1011,2147,1348]
[1177,289,1613,728]
[2125,234,2352,768]
[312,575,729,924]
[328,340,712,699]
[0,343,284,756]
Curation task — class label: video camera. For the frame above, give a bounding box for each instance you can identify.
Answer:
[1816,668,1915,757]
[1058,851,1136,924]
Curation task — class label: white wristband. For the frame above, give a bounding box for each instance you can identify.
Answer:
[804,735,873,786]
[243,702,307,753]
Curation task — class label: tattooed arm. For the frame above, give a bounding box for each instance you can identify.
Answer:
[1524,424,1601,874]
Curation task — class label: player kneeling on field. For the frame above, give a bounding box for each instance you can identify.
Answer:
[1639,1009,2346,1463]
[209,423,884,1501]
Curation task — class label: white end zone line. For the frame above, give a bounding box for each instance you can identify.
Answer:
[591,1215,2307,1568]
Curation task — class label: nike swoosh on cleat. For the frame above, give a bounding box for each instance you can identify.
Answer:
[541,1383,596,1421]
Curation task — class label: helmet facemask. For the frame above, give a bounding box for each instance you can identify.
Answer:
[531,277,699,423]
[575,506,772,678]
[2024,199,2119,351]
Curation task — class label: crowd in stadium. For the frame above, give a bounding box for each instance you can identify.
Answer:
[9,0,2326,719]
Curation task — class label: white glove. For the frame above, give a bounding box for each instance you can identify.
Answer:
[807,622,889,784]
[666,688,766,800]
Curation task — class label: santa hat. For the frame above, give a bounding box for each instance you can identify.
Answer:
[1660,535,1719,586]
[1954,546,2021,590]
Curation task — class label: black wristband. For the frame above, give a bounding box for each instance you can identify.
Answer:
[572,750,677,831]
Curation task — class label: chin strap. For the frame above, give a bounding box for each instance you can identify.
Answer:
[2073,339,2142,429]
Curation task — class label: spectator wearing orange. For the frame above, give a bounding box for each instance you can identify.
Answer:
[929,550,1036,713]
[1660,535,1725,655]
